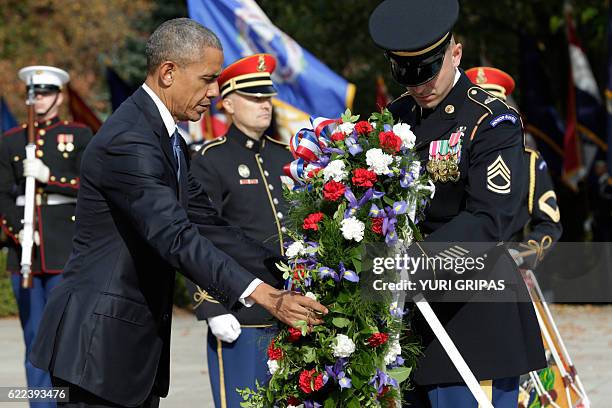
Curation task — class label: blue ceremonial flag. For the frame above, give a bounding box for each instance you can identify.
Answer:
[187,0,355,141]
[1,97,18,133]
[106,67,136,112]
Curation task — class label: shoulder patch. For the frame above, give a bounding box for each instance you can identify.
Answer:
[264,134,288,146]
[489,113,518,127]
[200,136,227,155]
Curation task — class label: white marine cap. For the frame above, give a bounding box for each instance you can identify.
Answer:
[18,65,70,91]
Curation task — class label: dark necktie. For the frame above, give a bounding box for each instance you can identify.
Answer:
[170,128,187,184]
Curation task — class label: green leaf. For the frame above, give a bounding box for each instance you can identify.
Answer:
[324,397,336,408]
[387,366,412,384]
[293,320,309,336]
[302,346,316,363]
[346,396,361,408]
[383,195,395,206]
[332,317,351,328]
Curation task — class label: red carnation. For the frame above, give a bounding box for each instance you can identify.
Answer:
[298,369,324,394]
[355,121,373,135]
[303,212,324,231]
[371,217,384,235]
[299,369,316,394]
[367,332,390,347]
[331,131,346,142]
[314,373,325,391]
[288,327,302,343]
[378,131,402,153]
[287,397,301,406]
[267,339,283,360]
[323,180,346,201]
[352,168,378,188]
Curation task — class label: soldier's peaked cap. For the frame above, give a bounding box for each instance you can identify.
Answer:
[218,54,277,99]
[369,0,459,86]
[18,65,69,92]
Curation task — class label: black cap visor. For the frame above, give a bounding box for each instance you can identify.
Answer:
[26,84,61,95]
[386,47,447,87]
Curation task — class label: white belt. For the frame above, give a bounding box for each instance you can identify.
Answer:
[16,194,77,206]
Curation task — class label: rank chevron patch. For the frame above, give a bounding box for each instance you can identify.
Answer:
[486,155,511,194]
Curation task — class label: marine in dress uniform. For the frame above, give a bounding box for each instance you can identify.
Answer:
[465,66,563,269]
[187,54,292,408]
[0,66,93,408]
[369,1,546,407]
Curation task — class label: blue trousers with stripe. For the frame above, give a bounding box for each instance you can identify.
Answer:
[206,327,276,408]
[12,273,62,408]
[404,376,519,408]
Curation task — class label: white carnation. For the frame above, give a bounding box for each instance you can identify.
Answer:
[366,148,393,175]
[267,359,279,375]
[285,241,305,258]
[305,292,317,301]
[384,338,402,365]
[340,217,365,242]
[338,122,355,135]
[410,160,421,176]
[393,123,416,150]
[332,334,356,358]
[322,159,348,182]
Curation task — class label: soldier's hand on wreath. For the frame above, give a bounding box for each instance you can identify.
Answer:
[23,158,50,183]
[208,314,242,343]
[17,230,40,246]
[248,282,328,327]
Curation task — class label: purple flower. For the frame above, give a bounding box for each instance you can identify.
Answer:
[389,305,405,319]
[338,372,352,390]
[383,124,392,131]
[339,262,359,283]
[304,401,322,408]
[319,266,339,282]
[370,369,398,394]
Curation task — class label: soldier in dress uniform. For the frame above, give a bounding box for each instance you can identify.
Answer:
[369,1,546,407]
[0,66,93,407]
[465,66,562,269]
[187,54,292,408]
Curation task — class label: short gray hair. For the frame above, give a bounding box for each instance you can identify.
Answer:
[145,18,223,73]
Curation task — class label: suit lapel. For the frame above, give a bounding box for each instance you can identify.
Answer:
[131,87,179,193]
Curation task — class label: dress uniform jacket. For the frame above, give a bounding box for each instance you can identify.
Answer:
[30,87,283,407]
[389,70,546,385]
[0,117,93,273]
[189,124,292,325]
[509,148,562,269]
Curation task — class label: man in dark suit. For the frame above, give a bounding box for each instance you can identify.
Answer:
[29,18,327,408]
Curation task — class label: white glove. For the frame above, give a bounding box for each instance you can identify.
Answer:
[23,158,50,183]
[208,314,241,343]
[18,230,40,246]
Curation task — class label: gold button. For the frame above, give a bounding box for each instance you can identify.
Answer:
[37,139,44,146]
[8,226,13,231]
[36,150,43,158]
[445,105,455,114]
[50,176,56,181]
[2,219,6,224]
[470,90,477,95]
[60,177,67,183]
[39,129,46,136]
[37,188,44,194]
[13,155,20,162]
[70,179,76,185]
[63,152,69,159]
[71,216,76,222]
[64,121,69,125]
